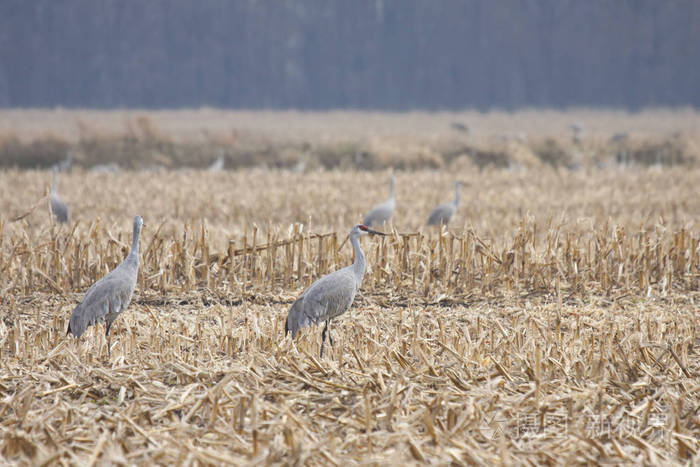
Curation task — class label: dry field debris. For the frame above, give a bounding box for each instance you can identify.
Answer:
[0,166,699,465]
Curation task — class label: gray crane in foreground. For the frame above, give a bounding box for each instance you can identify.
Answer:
[50,170,69,223]
[427,181,461,226]
[67,216,143,357]
[363,174,396,227]
[285,224,385,357]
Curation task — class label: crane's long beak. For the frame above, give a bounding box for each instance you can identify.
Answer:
[337,228,386,252]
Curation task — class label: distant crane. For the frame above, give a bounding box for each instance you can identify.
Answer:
[50,170,69,223]
[363,174,396,227]
[52,153,73,173]
[285,224,385,357]
[67,216,144,357]
[610,132,630,166]
[427,181,461,226]
[90,162,120,173]
[208,155,224,171]
[609,132,629,144]
[450,121,470,134]
[570,122,584,143]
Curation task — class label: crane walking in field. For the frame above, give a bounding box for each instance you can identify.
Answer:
[427,181,461,226]
[285,224,385,357]
[363,174,396,227]
[50,170,69,223]
[67,216,144,357]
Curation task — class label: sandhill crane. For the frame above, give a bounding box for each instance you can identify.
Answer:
[50,170,69,223]
[285,224,385,357]
[450,121,469,134]
[90,162,120,173]
[52,153,73,172]
[610,132,630,166]
[610,132,628,144]
[208,155,224,171]
[67,216,143,357]
[290,158,307,174]
[427,181,461,226]
[363,175,395,227]
[570,122,584,143]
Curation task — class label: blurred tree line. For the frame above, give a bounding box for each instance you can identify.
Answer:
[0,0,698,109]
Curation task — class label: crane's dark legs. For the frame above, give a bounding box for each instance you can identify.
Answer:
[320,320,333,357]
[106,322,112,358]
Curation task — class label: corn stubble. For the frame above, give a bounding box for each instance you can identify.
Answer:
[0,168,699,465]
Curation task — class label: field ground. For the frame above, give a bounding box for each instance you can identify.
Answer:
[1,110,699,465]
[1,108,700,171]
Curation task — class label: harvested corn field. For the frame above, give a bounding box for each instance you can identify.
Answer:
[1,164,700,464]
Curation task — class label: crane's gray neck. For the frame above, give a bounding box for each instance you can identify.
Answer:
[130,223,141,261]
[389,176,395,199]
[453,183,460,207]
[350,232,366,283]
[51,172,58,193]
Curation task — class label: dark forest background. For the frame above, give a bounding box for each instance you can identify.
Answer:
[1,0,699,110]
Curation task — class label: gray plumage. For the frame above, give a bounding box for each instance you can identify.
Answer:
[450,121,469,133]
[363,175,396,227]
[208,155,224,171]
[52,154,72,173]
[570,122,584,143]
[89,162,120,173]
[50,170,69,223]
[285,224,385,357]
[67,216,143,357]
[427,181,461,226]
[610,132,628,144]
